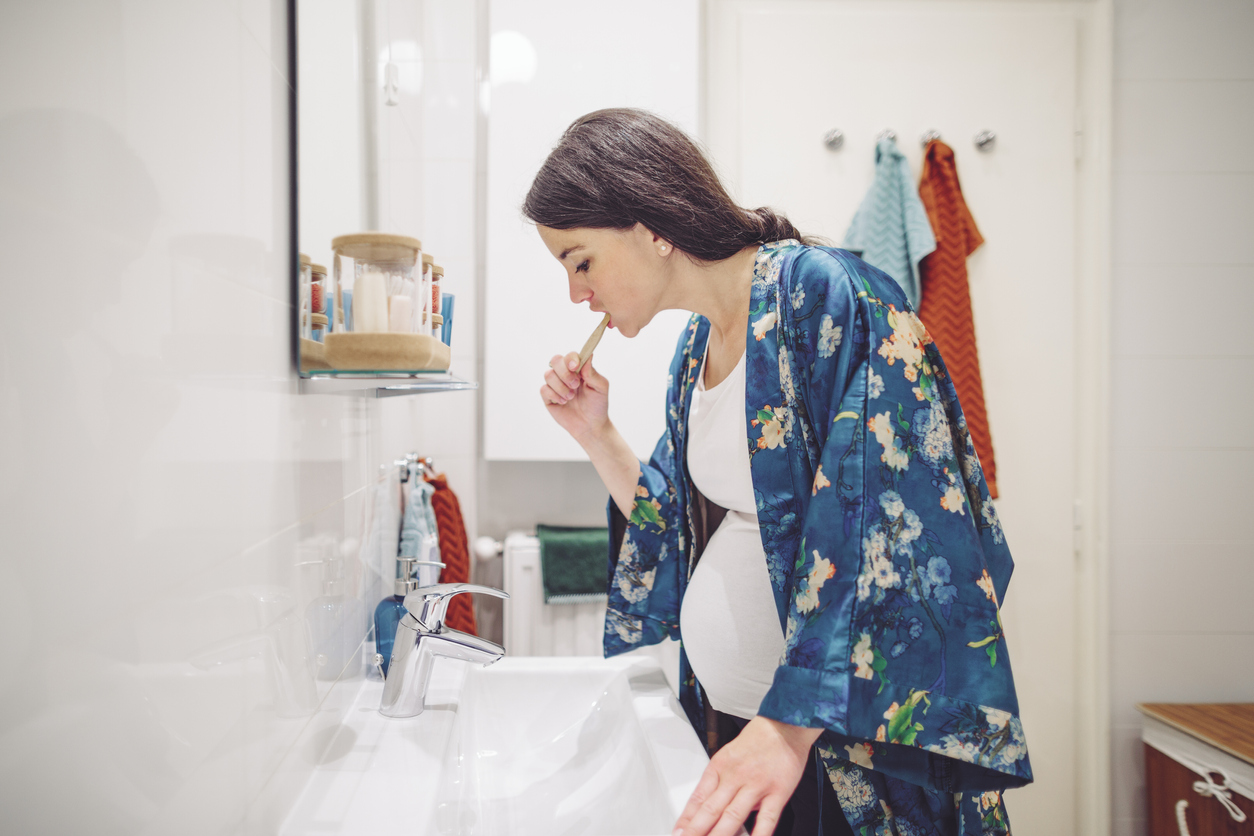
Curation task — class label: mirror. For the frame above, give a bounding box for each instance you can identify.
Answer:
[296,0,371,374]
[295,0,473,380]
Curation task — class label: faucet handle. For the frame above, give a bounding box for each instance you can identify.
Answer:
[402,583,510,632]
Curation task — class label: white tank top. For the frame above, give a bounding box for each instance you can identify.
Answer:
[680,344,786,720]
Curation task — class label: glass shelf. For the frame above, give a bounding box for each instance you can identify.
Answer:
[299,371,478,398]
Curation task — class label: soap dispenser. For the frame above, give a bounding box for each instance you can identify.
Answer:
[373,544,445,676]
[374,557,417,677]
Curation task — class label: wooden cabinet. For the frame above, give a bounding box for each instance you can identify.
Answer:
[1140,704,1254,836]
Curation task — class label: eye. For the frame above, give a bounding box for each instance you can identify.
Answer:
[575,259,590,274]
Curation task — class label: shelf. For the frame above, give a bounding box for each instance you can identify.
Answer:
[298,371,478,398]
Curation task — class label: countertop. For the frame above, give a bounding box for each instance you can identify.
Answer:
[1138,703,1254,767]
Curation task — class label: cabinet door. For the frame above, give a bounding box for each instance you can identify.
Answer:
[1146,744,1254,836]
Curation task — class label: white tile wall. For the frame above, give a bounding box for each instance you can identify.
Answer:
[0,0,481,832]
[1110,1,1254,834]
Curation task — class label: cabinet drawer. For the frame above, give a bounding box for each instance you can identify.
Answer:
[1146,745,1254,836]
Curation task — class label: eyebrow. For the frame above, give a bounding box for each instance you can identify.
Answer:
[559,245,585,261]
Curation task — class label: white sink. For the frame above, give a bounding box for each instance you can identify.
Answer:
[281,655,708,836]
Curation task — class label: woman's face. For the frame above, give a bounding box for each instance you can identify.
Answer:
[536,223,670,338]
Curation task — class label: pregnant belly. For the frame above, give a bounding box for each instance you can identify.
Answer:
[679,511,785,720]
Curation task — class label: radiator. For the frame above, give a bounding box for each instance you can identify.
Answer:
[502,532,606,657]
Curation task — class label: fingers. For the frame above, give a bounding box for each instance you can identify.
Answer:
[539,380,569,406]
[748,798,785,836]
[542,367,576,403]
[708,787,761,836]
[676,775,763,836]
[673,767,721,835]
[552,352,583,388]
[541,352,588,405]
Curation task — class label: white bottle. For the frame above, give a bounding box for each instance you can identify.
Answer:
[355,269,389,332]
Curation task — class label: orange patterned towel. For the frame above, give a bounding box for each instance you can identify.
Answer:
[917,140,999,498]
[425,473,478,635]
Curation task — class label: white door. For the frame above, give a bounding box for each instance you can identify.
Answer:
[706,2,1081,832]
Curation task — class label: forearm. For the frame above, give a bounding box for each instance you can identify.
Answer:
[576,419,641,519]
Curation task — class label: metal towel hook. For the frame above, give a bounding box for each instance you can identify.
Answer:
[920,129,942,146]
[974,130,997,152]
[398,452,435,483]
[822,128,844,150]
[876,128,897,143]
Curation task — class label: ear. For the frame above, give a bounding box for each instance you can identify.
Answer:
[636,224,672,258]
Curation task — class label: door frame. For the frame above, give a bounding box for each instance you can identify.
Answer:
[698,2,1114,833]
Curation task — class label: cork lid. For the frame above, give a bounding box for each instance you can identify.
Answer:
[311,313,329,326]
[431,264,445,277]
[421,253,435,267]
[299,252,312,266]
[331,232,422,263]
[310,263,327,277]
[431,314,444,325]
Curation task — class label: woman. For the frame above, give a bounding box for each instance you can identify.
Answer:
[530,109,1031,836]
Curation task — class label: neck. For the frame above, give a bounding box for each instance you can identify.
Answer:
[664,245,759,346]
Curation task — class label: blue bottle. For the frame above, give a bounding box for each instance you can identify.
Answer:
[374,557,417,677]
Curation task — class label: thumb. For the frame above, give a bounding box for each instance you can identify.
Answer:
[581,358,608,390]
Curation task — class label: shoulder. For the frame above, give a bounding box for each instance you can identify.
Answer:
[785,247,917,330]
[783,246,858,298]
[779,246,865,325]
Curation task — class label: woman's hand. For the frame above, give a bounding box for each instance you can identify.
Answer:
[673,716,823,836]
[539,351,639,518]
[540,351,610,445]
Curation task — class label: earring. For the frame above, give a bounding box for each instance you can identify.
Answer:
[660,244,669,253]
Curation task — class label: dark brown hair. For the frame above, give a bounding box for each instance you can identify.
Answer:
[522,108,811,262]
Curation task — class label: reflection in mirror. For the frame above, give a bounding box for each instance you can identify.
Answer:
[297,0,375,374]
[296,0,460,380]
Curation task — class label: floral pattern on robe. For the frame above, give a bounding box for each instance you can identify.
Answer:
[605,242,1030,835]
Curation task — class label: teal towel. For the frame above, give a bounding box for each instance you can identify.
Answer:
[536,524,609,604]
[844,137,937,307]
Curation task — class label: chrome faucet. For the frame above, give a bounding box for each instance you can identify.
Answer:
[378,583,510,718]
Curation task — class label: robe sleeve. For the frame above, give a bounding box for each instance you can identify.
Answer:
[601,319,696,656]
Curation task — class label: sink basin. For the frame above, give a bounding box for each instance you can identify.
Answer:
[280,654,709,836]
[435,656,703,835]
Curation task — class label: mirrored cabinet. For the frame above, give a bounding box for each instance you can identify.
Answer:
[295,0,474,397]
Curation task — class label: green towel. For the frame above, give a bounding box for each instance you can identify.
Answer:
[536,524,609,604]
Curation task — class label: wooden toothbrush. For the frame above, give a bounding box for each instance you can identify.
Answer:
[577,313,611,371]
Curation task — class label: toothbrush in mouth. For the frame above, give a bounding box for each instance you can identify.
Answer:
[577,312,611,371]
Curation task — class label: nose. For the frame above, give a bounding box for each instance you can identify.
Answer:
[568,273,590,306]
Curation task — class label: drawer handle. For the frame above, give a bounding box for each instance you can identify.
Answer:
[1191,768,1248,823]
[1161,748,1249,824]
[1175,800,1191,836]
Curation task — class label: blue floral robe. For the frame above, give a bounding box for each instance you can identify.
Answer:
[604,242,1031,835]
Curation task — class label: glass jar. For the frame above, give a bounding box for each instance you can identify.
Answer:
[310,262,327,319]
[419,252,435,332]
[430,263,443,320]
[299,252,313,339]
[310,313,328,342]
[330,233,423,334]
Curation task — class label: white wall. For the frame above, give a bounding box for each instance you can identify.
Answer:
[1108,1,1254,834]
[0,1,480,832]
[371,0,482,542]
[482,0,700,462]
